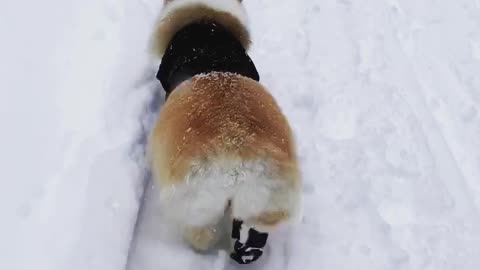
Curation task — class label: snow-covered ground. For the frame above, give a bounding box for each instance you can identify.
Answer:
[1,0,480,270]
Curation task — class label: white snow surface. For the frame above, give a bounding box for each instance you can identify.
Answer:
[1,0,480,270]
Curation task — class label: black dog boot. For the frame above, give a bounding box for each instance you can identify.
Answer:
[230,219,269,264]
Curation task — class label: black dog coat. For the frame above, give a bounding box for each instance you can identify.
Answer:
[156,21,259,97]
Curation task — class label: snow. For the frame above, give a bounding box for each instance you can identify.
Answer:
[1,0,480,270]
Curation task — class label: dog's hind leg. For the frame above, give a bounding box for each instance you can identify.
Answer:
[183,221,224,252]
[172,202,227,252]
[231,170,301,232]
[158,169,233,251]
[228,165,301,264]
[182,200,231,252]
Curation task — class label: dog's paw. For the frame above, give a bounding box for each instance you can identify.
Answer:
[183,225,220,252]
[230,219,268,264]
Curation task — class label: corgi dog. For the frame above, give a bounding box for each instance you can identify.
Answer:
[148,0,301,264]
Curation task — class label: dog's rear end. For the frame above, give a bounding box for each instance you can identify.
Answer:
[148,0,301,264]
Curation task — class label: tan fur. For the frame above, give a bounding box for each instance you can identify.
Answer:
[149,72,300,192]
[151,4,250,57]
[250,210,290,227]
[183,225,221,251]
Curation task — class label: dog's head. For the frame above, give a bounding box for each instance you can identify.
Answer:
[152,0,251,58]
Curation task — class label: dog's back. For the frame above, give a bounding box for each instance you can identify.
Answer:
[148,0,301,263]
[150,71,300,226]
[151,72,296,181]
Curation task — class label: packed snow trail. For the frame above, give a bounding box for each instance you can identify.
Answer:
[1,0,480,270]
[128,0,480,270]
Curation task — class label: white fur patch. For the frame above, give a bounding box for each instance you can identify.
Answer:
[158,159,301,229]
[239,223,250,244]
